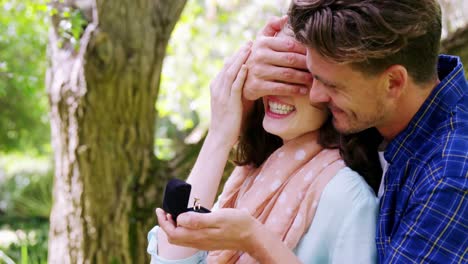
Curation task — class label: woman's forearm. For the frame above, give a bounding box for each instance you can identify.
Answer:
[156,41,251,260]
[156,229,200,260]
[157,131,233,259]
[186,131,232,209]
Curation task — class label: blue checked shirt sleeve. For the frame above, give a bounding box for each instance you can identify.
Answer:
[383,174,467,264]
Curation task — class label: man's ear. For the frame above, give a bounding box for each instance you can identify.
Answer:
[384,65,408,99]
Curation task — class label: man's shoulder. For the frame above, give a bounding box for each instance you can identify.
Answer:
[407,121,467,192]
[424,102,468,166]
[436,118,468,166]
[416,131,468,192]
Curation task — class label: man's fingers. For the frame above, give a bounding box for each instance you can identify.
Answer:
[249,48,309,70]
[243,81,309,100]
[258,15,288,37]
[249,64,313,86]
[256,36,307,55]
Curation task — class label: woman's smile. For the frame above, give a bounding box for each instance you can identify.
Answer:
[266,97,296,118]
[262,95,328,142]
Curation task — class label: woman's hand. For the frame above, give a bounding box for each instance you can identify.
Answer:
[156,208,259,253]
[156,208,302,263]
[209,42,252,147]
[154,44,253,259]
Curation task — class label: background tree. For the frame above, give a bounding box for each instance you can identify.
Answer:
[0,0,466,263]
[46,0,186,263]
[440,0,468,76]
[441,25,468,76]
[0,1,292,262]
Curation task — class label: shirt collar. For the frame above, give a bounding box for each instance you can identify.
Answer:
[384,55,467,164]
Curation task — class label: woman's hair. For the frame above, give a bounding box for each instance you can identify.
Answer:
[288,0,442,84]
[234,100,283,168]
[234,99,383,194]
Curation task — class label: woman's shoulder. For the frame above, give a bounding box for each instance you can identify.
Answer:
[321,167,378,210]
[295,167,379,262]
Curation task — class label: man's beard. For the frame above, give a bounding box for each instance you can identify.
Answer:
[331,110,382,135]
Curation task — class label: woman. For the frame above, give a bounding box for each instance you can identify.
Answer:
[148,26,382,263]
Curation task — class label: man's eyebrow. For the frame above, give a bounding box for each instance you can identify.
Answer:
[312,74,339,87]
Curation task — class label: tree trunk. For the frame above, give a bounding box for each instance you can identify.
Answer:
[46,0,186,263]
[441,24,468,76]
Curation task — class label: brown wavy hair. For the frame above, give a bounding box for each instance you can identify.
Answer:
[234,100,383,194]
[288,0,442,84]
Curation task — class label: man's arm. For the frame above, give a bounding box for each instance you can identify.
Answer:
[383,176,467,263]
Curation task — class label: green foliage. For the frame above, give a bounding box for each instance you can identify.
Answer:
[156,0,290,161]
[9,172,52,218]
[54,6,87,50]
[0,0,50,154]
[0,154,52,218]
[0,221,49,264]
[0,154,51,264]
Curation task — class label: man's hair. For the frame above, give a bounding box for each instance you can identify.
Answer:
[289,0,442,84]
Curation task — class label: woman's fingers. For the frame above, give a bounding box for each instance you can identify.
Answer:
[231,65,248,98]
[221,41,251,75]
[177,211,222,229]
[225,42,252,84]
[212,42,252,103]
[156,208,176,233]
[211,42,251,97]
[221,55,236,73]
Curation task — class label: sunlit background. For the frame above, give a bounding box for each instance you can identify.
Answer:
[0,0,467,263]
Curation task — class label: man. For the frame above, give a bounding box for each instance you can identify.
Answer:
[245,0,467,263]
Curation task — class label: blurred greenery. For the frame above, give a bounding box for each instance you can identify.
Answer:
[0,0,290,262]
[0,220,49,264]
[0,0,466,263]
[0,154,51,263]
[155,0,289,160]
[0,0,50,154]
[0,1,51,259]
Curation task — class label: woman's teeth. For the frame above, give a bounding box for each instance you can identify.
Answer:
[268,101,295,115]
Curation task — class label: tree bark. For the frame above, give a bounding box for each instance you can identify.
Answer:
[441,24,468,76]
[46,0,186,263]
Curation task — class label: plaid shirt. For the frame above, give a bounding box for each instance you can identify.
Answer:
[377,55,468,263]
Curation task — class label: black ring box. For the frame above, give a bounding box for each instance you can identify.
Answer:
[162,178,211,224]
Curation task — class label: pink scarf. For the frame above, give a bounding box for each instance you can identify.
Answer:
[207,132,345,263]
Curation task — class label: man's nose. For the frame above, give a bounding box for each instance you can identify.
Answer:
[309,81,331,104]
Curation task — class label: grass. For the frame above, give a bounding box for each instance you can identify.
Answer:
[0,153,51,263]
[0,220,49,264]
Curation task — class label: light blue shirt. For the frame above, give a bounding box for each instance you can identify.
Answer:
[148,167,378,263]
